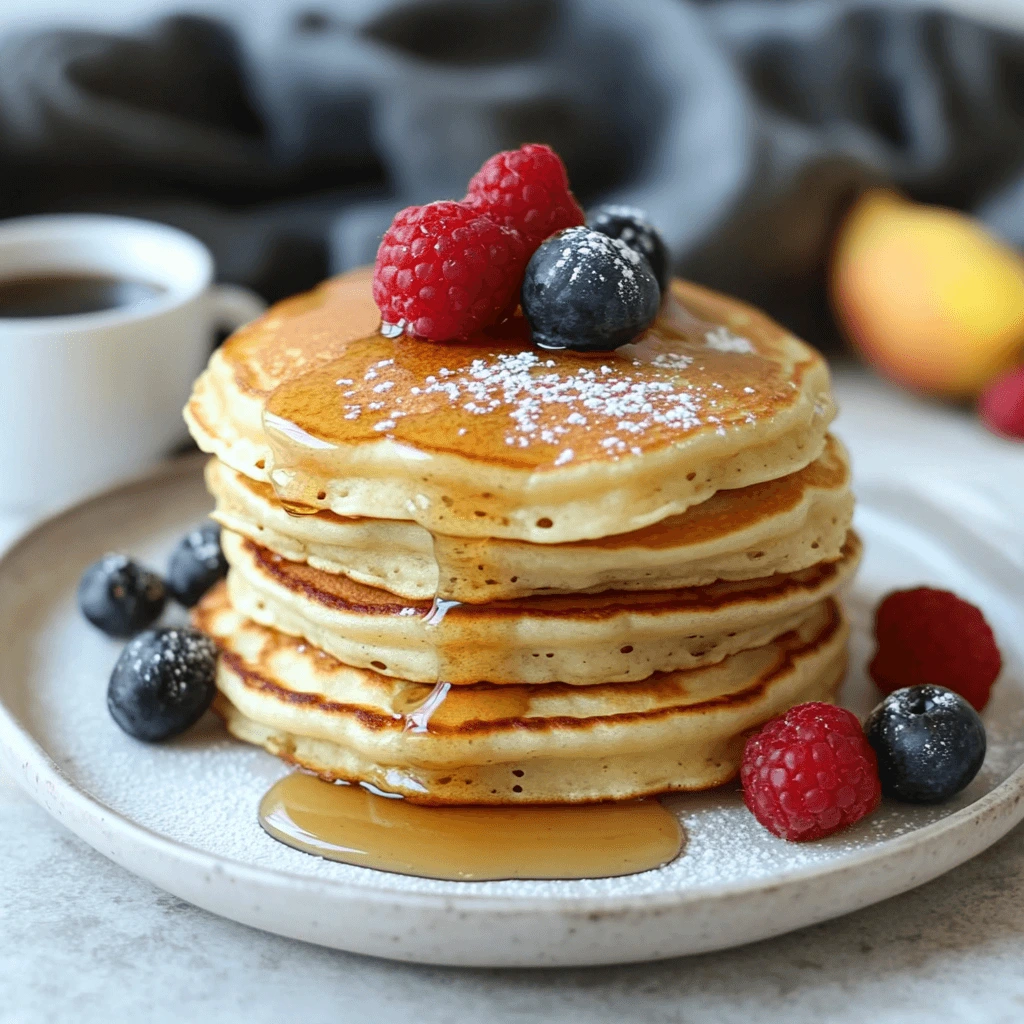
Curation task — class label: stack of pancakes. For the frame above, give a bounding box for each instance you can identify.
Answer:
[186,268,858,804]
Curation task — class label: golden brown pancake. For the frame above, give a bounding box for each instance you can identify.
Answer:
[220,526,860,685]
[186,269,835,543]
[197,584,849,804]
[207,434,853,602]
[186,262,858,809]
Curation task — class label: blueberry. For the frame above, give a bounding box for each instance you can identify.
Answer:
[108,627,218,741]
[865,685,986,803]
[78,554,166,638]
[587,204,670,293]
[167,521,227,607]
[521,227,661,353]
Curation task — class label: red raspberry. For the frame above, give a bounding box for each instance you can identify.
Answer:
[741,702,881,842]
[465,143,585,250]
[979,366,1024,441]
[870,587,1001,711]
[373,200,528,341]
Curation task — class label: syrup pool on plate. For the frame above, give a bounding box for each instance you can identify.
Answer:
[259,771,685,882]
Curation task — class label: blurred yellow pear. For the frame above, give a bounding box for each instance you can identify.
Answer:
[831,189,1024,398]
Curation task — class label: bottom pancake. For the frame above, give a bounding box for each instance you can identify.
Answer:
[195,584,849,804]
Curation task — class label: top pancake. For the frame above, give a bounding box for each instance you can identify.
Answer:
[186,267,835,543]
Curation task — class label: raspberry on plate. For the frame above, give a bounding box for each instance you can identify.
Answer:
[979,366,1024,441]
[373,200,528,341]
[869,587,1001,711]
[465,143,585,250]
[741,702,881,842]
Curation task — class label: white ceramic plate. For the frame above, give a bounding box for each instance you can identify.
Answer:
[1,454,1022,968]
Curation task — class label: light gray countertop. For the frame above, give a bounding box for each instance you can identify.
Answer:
[4,368,1024,1023]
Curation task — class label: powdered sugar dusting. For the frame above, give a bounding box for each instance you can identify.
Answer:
[263,291,795,469]
[705,326,755,354]
[118,628,217,702]
[543,227,647,306]
[321,341,732,462]
[590,204,659,259]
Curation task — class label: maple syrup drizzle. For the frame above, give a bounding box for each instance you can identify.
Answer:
[259,772,684,881]
[423,596,461,627]
[278,498,321,517]
[418,595,466,686]
[401,681,451,733]
[259,296,782,530]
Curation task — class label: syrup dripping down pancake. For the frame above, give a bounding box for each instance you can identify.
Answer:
[219,526,860,686]
[196,584,849,804]
[206,434,853,603]
[185,268,835,543]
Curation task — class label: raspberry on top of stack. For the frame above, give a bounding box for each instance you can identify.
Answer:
[185,144,861,809]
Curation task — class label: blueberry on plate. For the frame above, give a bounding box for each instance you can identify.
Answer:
[587,204,670,293]
[108,627,218,741]
[167,521,228,607]
[78,554,166,638]
[865,684,986,803]
[521,226,660,352]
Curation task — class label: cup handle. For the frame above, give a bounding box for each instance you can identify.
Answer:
[209,282,267,334]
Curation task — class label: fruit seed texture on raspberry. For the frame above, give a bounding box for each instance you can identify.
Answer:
[741,702,882,842]
[372,200,528,342]
[465,143,585,250]
[870,587,1002,712]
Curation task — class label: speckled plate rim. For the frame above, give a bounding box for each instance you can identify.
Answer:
[1,456,1023,966]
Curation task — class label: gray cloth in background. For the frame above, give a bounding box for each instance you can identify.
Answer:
[2,0,1024,345]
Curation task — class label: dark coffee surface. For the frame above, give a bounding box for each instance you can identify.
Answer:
[0,273,166,318]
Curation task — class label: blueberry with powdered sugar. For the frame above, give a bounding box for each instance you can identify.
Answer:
[521,227,660,352]
[78,554,166,638]
[108,627,218,741]
[587,205,669,293]
[865,684,986,803]
[167,521,228,607]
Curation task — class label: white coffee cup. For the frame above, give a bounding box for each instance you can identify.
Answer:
[0,214,266,514]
